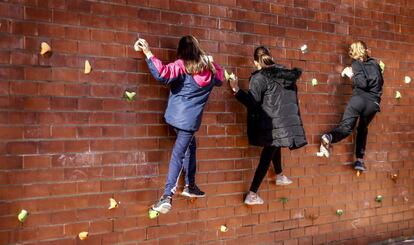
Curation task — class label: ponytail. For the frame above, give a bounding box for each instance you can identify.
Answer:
[254,46,275,68]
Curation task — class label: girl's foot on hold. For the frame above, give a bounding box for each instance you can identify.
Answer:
[317,134,332,158]
[244,191,264,205]
[181,184,206,198]
[152,195,172,214]
[354,160,367,171]
[276,174,293,186]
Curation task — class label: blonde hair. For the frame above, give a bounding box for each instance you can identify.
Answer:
[349,41,368,61]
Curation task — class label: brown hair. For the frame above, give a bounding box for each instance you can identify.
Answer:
[349,41,368,61]
[177,35,215,75]
[254,46,275,68]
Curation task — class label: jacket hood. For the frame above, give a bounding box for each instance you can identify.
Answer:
[259,65,302,88]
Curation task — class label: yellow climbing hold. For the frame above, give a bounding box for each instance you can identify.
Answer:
[220,225,228,232]
[395,91,402,99]
[108,198,119,210]
[379,60,385,74]
[225,70,236,81]
[148,209,159,219]
[125,91,136,102]
[40,42,52,56]
[311,78,318,86]
[84,60,92,74]
[78,231,88,240]
[17,209,28,223]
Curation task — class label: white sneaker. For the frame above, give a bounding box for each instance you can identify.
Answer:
[317,134,331,158]
[244,191,264,205]
[276,174,293,186]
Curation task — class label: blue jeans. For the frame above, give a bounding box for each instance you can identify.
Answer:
[164,128,196,196]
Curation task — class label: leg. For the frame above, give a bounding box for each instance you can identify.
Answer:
[249,146,276,193]
[183,136,196,186]
[271,147,282,174]
[329,102,360,143]
[355,112,376,159]
[164,129,195,197]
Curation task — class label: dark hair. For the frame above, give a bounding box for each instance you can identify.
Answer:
[254,46,275,68]
[177,35,215,74]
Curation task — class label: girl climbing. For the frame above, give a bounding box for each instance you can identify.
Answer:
[135,36,224,214]
[228,46,307,205]
[318,41,384,172]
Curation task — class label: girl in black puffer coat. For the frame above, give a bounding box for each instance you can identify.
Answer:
[229,46,307,205]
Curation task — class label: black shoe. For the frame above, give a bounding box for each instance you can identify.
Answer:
[152,195,172,214]
[181,184,205,198]
[354,160,366,171]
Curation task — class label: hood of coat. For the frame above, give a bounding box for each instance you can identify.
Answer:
[259,65,302,89]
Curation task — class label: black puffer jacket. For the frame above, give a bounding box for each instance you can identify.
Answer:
[235,65,307,149]
[351,57,384,103]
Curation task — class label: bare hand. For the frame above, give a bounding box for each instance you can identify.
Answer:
[228,78,239,93]
[134,38,152,57]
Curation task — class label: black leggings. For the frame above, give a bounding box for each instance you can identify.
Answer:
[329,96,379,159]
[249,146,282,193]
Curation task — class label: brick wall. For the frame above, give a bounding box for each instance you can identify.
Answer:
[1,0,414,244]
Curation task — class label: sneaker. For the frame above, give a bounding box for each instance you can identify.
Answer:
[244,191,264,205]
[354,160,367,171]
[181,184,206,198]
[276,174,293,186]
[151,195,172,214]
[317,134,331,158]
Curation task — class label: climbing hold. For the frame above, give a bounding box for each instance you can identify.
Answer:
[356,170,361,177]
[379,60,385,74]
[225,70,236,81]
[40,42,52,56]
[300,44,308,54]
[133,39,142,51]
[336,209,344,216]
[375,195,383,203]
[311,78,318,86]
[390,173,398,183]
[404,76,411,84]
[148,209,159,219]
[395,91,402,99]
[17,209,28,223]
[108,198,119,210]
[220,225,228,232]
[279,197,289,204]
[84,60,92,74]
[78,231,88,240]
[124,91,136,102]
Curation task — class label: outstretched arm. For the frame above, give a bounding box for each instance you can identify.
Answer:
[135,38,185,84]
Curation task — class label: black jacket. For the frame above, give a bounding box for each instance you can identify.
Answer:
[235,65,307,149]
[351,57,384,103]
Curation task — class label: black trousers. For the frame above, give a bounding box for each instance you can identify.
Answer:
[249,146,282,193]
[329,95,379,159]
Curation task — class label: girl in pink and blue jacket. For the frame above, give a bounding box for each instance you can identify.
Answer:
[135,36,224,214]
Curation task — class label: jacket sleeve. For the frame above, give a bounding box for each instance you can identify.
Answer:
[351,61,368,89]
[213,63,224,87]
[234,75,265,110]
[145,56,186,85]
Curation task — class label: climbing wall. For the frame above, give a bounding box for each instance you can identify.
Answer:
[1,0,414,244]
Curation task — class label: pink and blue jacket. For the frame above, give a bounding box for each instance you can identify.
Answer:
[146,56,224,131]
